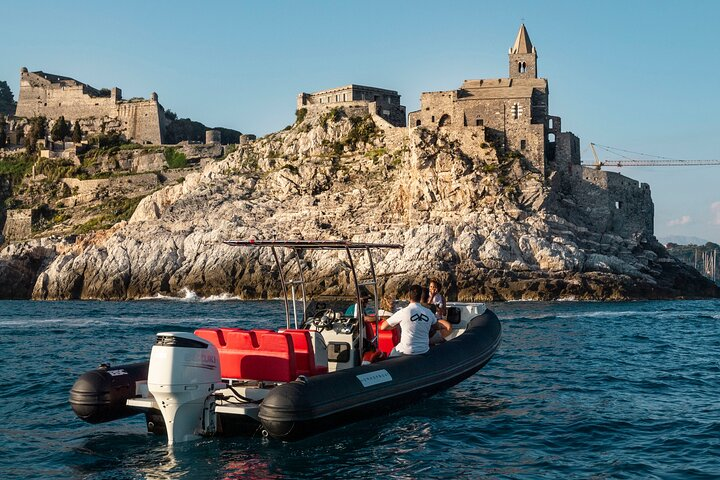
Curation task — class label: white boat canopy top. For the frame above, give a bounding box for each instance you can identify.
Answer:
[224,239,404,354]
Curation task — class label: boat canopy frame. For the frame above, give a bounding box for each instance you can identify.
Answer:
[224,239,403,354]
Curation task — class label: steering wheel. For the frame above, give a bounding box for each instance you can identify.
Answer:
[302,310,334,332]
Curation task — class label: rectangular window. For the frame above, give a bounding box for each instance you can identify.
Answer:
[520,139,527,150]
[476,118,483,126]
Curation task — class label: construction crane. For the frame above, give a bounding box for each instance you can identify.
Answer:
[587,143,720,170]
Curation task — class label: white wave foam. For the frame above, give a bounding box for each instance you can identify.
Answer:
[137,288,242,302]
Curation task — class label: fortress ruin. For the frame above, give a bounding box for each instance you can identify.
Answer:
[15,68,165,144]
[406,24,653,238]
[297,85,406,127]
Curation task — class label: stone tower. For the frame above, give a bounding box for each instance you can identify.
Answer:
[509,24,537,79]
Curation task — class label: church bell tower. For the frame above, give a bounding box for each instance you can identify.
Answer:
[509,24,537,79]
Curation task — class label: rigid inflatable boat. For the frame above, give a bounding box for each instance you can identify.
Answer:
[70,240,502,444]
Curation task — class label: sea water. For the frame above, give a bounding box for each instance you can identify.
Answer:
[0,299,718,479]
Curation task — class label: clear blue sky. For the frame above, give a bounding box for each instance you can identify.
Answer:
[2,0,719,243]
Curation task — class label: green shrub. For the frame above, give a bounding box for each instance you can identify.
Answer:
[72,121,82,143]
[344,115,377,150]
[295,108,307,124]
[74,196,143,234]
[164,148,187,169]
[0,153,34,182]
[51,116,71,141]
[319,107,342,130]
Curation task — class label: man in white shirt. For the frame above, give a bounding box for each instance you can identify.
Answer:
[380,284,438,355]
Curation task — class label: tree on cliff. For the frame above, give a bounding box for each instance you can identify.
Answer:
[51,116,71,142]
[71,120,82,143]
[24,116,47,154]
[0,115,7,148]
[0,81,15,116]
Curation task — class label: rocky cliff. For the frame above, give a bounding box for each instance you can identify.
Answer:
[1,108,717,300]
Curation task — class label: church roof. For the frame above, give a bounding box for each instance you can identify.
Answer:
[510,24,534,54]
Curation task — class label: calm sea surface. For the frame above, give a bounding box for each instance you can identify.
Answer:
[0,298,718,479]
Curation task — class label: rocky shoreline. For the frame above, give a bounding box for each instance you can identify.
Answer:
[1,110,718,300]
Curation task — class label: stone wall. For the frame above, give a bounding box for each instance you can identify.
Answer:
[408,82,548,176]
[568,166,654,237]
[15,69,165,144]
[298,84,406,127]
[2,209,34,242]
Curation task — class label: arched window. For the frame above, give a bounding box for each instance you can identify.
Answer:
[438,114,451,127]
[416,119,421,126]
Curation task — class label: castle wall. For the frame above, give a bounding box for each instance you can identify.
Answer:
[552,131,581,171]
[16,71,117,120]
[571,167,654,237]
[117,101,165,144]
[2,209,34,242]
[298,85,406,127]
[15,70,165,144]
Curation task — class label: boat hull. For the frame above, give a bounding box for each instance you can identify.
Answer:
[258,309,501,440]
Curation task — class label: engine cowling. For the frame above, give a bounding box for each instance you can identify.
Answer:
[147,332,221,445]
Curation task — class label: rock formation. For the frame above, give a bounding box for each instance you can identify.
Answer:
[1,108,718,300]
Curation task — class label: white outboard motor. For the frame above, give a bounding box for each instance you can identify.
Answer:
[147,332,222,445]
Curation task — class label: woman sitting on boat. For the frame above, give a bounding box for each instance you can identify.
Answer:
[380,284,443,356]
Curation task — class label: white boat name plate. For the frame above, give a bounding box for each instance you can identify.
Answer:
[356,370,392,387]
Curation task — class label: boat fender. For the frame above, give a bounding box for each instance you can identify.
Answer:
[69,362,149,424]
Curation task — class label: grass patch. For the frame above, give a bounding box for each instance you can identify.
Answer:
[0,153,35,183]
[73,196,143,234]
[164,148,187,169]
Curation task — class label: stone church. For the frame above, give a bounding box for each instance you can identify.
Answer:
[408,24,580,181]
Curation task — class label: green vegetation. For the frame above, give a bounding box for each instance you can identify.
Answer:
[295,108,307,124]
[25,116,47,153]
[0,153,34,184]
[319,107,342,130]
[71,121,82,143]
[365,147,387,160]
[0,80,15,116]
[164,112,242,144]
[0,114,7,148]
[345,116,378,149]
[88,132,125,149]
[164,148,188,169]
[51,116,71,142]
[34,157,82,182]
[74,196,143,234]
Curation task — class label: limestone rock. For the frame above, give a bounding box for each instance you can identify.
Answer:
[0,111,717,300]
